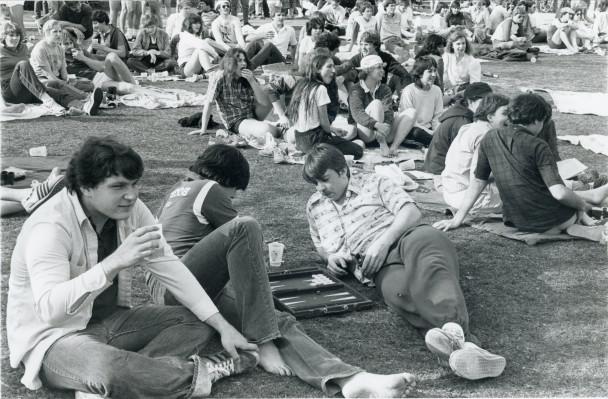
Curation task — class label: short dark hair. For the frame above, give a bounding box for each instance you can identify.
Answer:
[507,93,551,125]
[189,144,250,190]
[384,0,397,6]
[360,1,374,11]
[92,10,110,24]
[306,17,325,35]
[474,93,510,121]
[65,137,144,195]
[411,56,437,88]
[141,13,160,28]
[360,31,381,50]
[599,0,608,12]
[416,33,446,57]
[450,0,461,7]
[315,32,341,51]
[303,144,349,184]
[182,12,203,34]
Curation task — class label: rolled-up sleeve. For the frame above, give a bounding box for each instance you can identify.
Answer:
[376,176,415,215]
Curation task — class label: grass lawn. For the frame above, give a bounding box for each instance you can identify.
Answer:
[1,52,607,398]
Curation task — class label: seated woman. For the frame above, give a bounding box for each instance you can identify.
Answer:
[429,2,450,36]
[127,13,177,73]
[0,21,64,114]
[442,29,481,95]
[416,33,446,91]
[593,0,608,44]
[197,48,279,144]
[440,93,509,213]
[547,7,582,52]
[346,55,395,155]
[390,56,444,154]
[469,0,491,43]
[491,4,534,50]
[572,7,595,50]
[445,0,471,32]
[346,1,377,52]
[288,53,364,158]
[177,12,220,77]
[297,16,325,73]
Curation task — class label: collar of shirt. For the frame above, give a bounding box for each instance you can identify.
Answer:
[359,79,380,97]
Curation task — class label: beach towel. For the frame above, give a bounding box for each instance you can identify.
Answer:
[0,103,60,121]
[118,87,207,110]
[535,45,576,55]
[521,87,608,117]
[470,220,582,245]
[558,135,608,156]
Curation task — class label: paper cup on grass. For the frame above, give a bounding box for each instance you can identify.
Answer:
[268,242,285,267]
[345,155,354,167]
[29,146,48,157]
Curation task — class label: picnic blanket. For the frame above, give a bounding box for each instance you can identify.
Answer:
[409,180,451,213]
[118,87,207,109]
[358,148,426,165]
[536,45,577,56]
[0,103,60,122]
[470,220,582,245]
[558,135,608,156]
[521,88,608,117]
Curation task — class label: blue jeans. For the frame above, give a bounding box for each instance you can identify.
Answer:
[154,216,363,395]
[40,305,216,398]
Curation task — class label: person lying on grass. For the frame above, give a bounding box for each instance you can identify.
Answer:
[433,93,608,241]
[0,168,65,217]
[153,143,418,397]
[304,143,507,381]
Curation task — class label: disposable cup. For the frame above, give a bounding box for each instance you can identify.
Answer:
[268,242,285,267]
[345,155,354,167]
[29,146,48,157]
[147,224,165,260]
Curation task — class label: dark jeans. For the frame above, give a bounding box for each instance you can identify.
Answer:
[0,60,82,108]
[375,225,470,334]
[127,56,178,73]
[245,39,285,70]
[230,0,249,24]
[296,126,364,159]
[152,216,363,394]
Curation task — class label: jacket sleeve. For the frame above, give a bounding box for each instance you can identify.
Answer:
[348,86,378,129]
[130,31,147,57]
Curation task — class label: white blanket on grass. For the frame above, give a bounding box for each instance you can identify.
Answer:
[521,87,608,117]
[0,103,60,121]
[536,45,577,55]
[558,135,608,157]
[118,87,208,109]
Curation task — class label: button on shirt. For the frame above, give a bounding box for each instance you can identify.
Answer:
[6,188,219,390]
[306,173,415,283]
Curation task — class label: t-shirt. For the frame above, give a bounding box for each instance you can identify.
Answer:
[211,15,240,45]
[474,125,575,232]
[399,83,443,127]
[30,40,65,80]
[442,52,481,91]
[378,11,402,41]
[354,15,378,43]
[254,23,297,56]
[56,3,94,39]
[441,120,492,193]
[94,25,130,60]
[297,35,316,72]
[158,177,237,257]
[294,84,331,132]
[177,31,209,65]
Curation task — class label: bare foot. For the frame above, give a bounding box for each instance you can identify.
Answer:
[378,138,391,157]
[340,371,416,398]
[258,341,292,376]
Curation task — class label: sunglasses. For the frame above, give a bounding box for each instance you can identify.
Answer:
[220,4,230,8]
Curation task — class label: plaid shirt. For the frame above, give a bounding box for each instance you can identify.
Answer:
[474,124,575,232]
[306,173,415,283]
[214,75,255,130]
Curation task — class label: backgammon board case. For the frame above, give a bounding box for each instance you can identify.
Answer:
[268,267,374,319]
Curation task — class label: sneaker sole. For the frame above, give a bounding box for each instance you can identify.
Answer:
[425,329,459,362]
[449,348,506,380]
[29,176,65,213]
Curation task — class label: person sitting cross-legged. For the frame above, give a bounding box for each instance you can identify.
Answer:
[304,143,507,381]
[491,3,534,50]
[127,13,177,74]
[433,93,608,241]
[153,143,418,397]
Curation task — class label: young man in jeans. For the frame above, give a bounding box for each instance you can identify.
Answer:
[154,143,417,397]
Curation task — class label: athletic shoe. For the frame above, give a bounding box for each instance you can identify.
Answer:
[449,342,506,380]
[201,349,259,385]
[425,322,465,367]
[21,175,65,213]
[83,88,103,116]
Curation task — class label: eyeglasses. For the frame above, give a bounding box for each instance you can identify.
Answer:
[220,4,230,9]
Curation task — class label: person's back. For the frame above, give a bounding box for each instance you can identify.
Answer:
[158,175,237,257]
[475,125,574,232]
[424,101,473,174]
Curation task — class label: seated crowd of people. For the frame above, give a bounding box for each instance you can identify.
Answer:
[1,0,607,398]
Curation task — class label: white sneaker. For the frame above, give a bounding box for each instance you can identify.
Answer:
[82,88,103,116]
[449,342,506,380]
[424,322,465,367]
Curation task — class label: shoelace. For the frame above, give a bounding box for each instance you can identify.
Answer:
[205,354,236,383]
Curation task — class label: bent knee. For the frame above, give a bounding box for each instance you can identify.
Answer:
[234,215,262,234]
[105,52,120,62]
[15,59,31,69]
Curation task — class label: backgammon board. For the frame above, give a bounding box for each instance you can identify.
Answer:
[268,267,373,319]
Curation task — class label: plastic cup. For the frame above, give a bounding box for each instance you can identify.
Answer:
[29,146,48,157]
[344,155,354,167]
[268,242,285,267]
[147,224,165,260]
